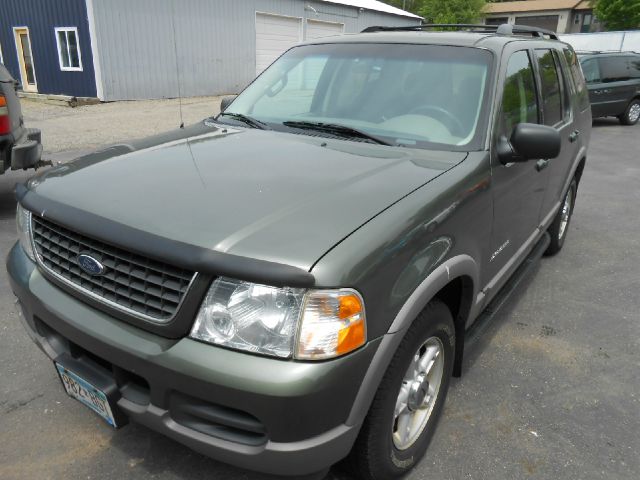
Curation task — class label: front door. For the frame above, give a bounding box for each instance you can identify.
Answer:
[13,28,37,93]
[484,49,550,288]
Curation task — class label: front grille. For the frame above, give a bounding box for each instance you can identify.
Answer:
[31,215,196,322]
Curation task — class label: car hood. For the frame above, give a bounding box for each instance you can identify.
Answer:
[29,124,466,271]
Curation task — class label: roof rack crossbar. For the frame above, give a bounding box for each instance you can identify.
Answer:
[361,23,559,40]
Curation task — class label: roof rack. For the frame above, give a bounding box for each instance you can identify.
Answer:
[361,23,559,40]
[575,50,640,55]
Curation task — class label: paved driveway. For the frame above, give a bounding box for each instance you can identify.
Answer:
[0,115,638,480]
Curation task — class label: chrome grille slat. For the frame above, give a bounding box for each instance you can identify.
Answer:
[35,218,193,281]
[31,216,196,322]
[34,241,181,307]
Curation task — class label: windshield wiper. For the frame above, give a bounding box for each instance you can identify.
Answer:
[219,112,269,130]
[282,121,393,146]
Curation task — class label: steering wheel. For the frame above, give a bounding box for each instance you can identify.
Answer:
[408,105,465,136]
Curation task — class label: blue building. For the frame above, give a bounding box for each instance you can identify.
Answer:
[0,0,418,101]
[0,0,97,98]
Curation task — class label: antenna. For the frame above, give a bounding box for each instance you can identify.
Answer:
[170,0,185,128]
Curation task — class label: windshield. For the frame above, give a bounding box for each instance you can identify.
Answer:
[225,43,492,150]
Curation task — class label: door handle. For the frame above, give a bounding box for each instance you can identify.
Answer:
[569,130,580,143]
[536,159,549,172]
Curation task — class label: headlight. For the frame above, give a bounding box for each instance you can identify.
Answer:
[190,278,366,360]
[16,203,35,261]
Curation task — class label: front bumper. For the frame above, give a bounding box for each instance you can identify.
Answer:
[7,243,382,476]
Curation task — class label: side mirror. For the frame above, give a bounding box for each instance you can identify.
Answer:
[497,123,561,165]
[13,79,22,92]
[220,95,237,113]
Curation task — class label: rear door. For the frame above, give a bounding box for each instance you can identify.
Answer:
[537,48,579,221]
[595,55,636,116]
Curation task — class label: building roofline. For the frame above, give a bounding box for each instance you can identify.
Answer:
[318,0,422,19]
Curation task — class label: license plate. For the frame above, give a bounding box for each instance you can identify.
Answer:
[55,363,117,427]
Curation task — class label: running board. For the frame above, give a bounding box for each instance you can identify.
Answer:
[458,232,551,375]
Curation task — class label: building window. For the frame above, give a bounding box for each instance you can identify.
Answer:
[55,27,82,71]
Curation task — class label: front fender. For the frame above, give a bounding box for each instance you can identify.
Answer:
[346,254,479,426]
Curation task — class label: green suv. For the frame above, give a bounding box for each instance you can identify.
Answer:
[579,51,640,125]
[7,24,590,480]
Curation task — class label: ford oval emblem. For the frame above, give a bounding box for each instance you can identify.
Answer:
[77,254,106,276]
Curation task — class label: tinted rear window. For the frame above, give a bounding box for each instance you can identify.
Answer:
[599,56,631,82]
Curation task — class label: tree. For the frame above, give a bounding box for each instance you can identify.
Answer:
[592,0,640,31]
[419,0,486,24]
[383,1,487,23]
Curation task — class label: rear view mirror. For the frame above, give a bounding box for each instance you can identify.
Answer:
[220,95,237,113]
[13,79,21,92]
[498,123,561,165]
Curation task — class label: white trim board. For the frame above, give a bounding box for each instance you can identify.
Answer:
[85,0,104,100]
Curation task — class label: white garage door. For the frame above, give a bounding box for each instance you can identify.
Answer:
[255,13,302,75]
[306,20,344,40]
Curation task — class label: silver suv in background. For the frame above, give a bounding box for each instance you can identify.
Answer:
[0,63,42,175]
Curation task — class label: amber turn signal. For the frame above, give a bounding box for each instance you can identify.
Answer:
[296,289,366,360]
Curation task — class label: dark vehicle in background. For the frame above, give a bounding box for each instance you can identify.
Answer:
[8,25,590,480]
[579,51,640,125]
[0,63,42,175]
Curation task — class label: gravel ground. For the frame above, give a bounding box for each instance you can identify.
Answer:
[21,96,222,157]
[0,114,638,480]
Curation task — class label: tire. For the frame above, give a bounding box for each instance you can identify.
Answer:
[618,98,640,125]
[545,179,577,256]
[347,300,455,480]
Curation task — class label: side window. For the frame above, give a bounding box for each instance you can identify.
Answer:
[563,48,590,111]
[626,56,640,79]
[499,50,539,137]
[535,49,563,126]
[553,50,571,122]
[580,58,601,84]
[55,27,82,71]
[599,56,630,83]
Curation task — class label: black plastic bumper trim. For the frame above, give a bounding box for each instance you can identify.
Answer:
[16,183,315,288]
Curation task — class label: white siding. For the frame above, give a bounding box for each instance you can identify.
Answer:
[256,13,302,75]
[560,31,640,53]
[306,19,344,40]
[90,0,421,100]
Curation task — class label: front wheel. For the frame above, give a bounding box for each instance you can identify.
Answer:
[347,300,455,480]
[545,179,577,256]
[619,99,640,125]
